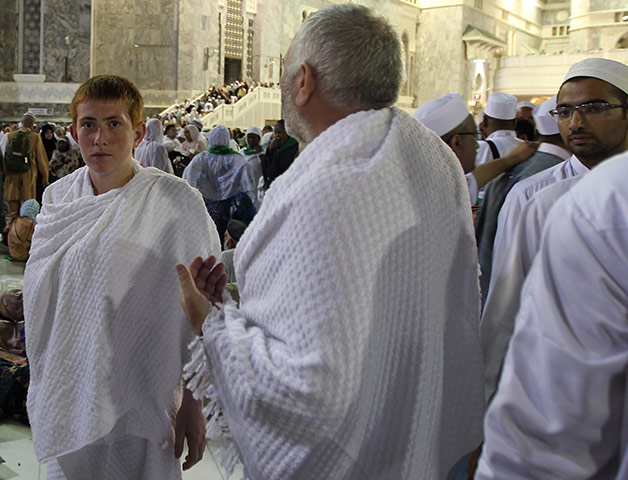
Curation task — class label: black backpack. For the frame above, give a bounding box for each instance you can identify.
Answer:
[4,131,32,173]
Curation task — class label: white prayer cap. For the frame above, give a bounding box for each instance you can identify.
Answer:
[517,101,535,110]
[562,58,628,95]
[484,93,517,120]
[533,96,559,136]
[413,93,470,137]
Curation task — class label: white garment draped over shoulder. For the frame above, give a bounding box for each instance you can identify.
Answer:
[187,107,485,479]
[477,153,628,479]
[24,162,221,463]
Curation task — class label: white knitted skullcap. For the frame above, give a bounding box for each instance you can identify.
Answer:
[533,96,559,136]
[484,93,517,120]
[562,58,628,95]
[413,93,470,137]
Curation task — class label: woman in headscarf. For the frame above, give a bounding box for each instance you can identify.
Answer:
[176,124,208,176]
[40,124,57,162]
[134,118,173,174]
[181,124,208,158]
[49,136,83,183]
[183,125,256,243]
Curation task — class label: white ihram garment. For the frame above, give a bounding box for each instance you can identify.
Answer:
[24,162,220,477]
[477,153,628,479]
[186,107,485,479]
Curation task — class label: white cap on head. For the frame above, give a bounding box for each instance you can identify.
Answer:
[517,101,535,110]
[484,93,517,120]
[562,58,628,95]
[413,93,470,137]
[246,126,262,138]
[533,96,559,136]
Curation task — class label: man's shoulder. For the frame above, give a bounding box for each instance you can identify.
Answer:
[508,160,565,199]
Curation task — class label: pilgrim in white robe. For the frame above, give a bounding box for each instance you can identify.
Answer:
[477,152,628,479]
[24,162,221,479]
[186,107,485,479]
[135,118,174,174]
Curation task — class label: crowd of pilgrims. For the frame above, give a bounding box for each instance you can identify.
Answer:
[2,48,628,477]
[0,110,298,281]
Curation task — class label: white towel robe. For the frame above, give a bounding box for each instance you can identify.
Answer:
[24,162,221,466]
[477,153,628,479]
[191,107,485,480]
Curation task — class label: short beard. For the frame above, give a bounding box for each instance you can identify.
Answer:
[281,73,311,146]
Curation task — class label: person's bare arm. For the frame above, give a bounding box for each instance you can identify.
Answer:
[472,141,539,190]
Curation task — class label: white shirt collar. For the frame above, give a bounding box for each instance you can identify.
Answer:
[486,130,517,139]
[568,155,590,175]
[537,143,571,160]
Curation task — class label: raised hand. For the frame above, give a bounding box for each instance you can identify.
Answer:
[176,256,228,335]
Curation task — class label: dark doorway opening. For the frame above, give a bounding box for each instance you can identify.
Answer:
[224,58,242,84]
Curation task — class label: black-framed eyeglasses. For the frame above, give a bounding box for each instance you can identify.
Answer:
[549,102,626,121]
[457,131,482,140]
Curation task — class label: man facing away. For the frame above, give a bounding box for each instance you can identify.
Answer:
[176,4,484,479]
[3,113,49,223]
[414,93,537,206]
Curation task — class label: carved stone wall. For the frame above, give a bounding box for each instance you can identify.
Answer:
[42,0,91,83]
[0,2,19,81]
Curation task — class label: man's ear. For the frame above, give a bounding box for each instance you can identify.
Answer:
[449,135,462,155]
[134,122,146,148]
[293,62,315,107]
[69,124,78,143]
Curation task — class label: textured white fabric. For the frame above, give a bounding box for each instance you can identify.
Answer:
[135,119,174,174]
[477,153,628,479]
[480,175,584,402]
[189,107,484,479]
[491,154,589,284]
[475,130,520,166]
[46,421,182,480]
[24,162,221,463]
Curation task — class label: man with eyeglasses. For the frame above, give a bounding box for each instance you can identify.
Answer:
[491,58,628,262]
[475,57,628,478]
[413,93,537,205]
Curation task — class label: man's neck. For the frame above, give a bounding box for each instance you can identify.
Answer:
[88,163,135,195]
[576,147,627,170]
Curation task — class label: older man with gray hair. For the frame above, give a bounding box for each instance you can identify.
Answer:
[176,4,484,479]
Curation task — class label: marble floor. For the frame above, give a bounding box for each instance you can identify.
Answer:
[0,254,243,479]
